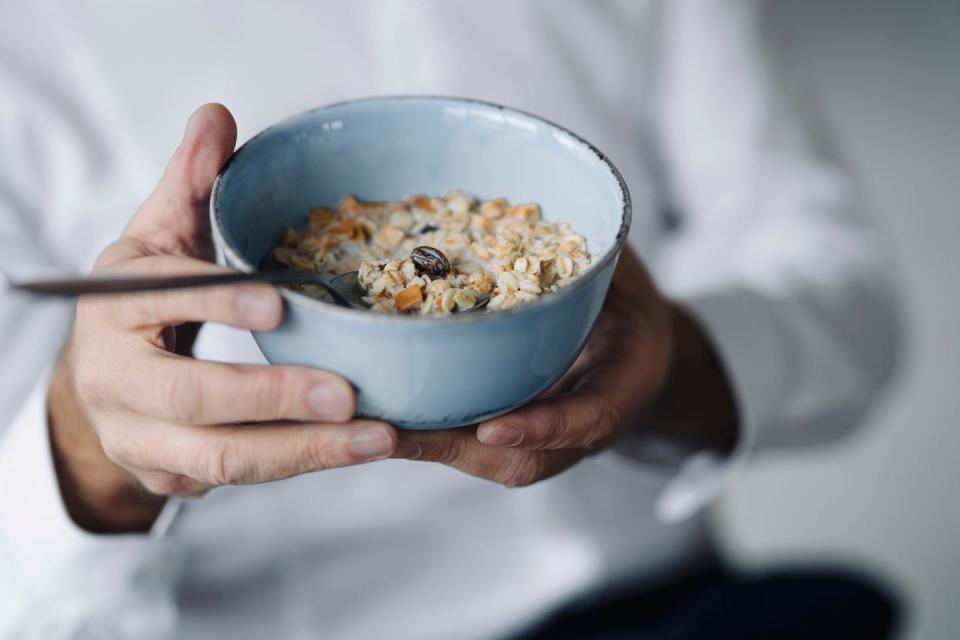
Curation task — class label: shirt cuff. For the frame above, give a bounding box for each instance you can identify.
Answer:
[680,286,792,445]
[0,367,182,596]
[609,286,791,522]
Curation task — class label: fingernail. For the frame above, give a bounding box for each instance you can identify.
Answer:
[351,426,394,460]
[235,292,279,327]
[308,383,352,421]
[392,440,422,460]
[477,424,524,447]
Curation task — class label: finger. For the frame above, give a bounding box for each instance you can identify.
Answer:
[123,103,237,257]
[113,419,398,486]
[94,254,283,330]
[475,386,621,451]
[134,470,213,498]
[119,351,356,424]
[394,428,581,488]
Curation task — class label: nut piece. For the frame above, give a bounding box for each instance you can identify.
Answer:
[445,191,476,214]
[506,203,540,222]
[470,214,494,235]
[411,246,451,278]
[328,217,356,236]
[307,207,338,229]
[339,194,363,216]
[480,198,508,219]
[354,218,376,242]
[374,224,406,248]
[394,284,424,312]
[409,195,437,212]
[280,227,305,247]
[389,209,414,230]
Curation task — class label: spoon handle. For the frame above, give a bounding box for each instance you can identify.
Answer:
[5,271,331,297]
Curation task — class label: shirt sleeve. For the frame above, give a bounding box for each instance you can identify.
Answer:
[0,369,182,640]
[617,0,902,520]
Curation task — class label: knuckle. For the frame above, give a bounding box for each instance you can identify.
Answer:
[523,403,568,447]
[578,418,606,450]
[192,287,217,322]
[302,433,341,471]
[500,453,545,488]
[591,407,618,449]
[200,438,249,486]
[542,403,568,443]
[587,389,622,449]
[432,435,466,465]
[141,288,188,328]
[139,279,199,327]
[254,367,289,417]
[164,373,200,424]
[98,430,132,467]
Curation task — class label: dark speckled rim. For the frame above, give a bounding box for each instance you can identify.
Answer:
[210,95,632,326]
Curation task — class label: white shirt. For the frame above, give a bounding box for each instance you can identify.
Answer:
[0,1,900,638]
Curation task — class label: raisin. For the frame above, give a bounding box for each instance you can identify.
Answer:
[411,246,451,278]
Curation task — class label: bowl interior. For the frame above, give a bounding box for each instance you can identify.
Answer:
[214,97,627,275]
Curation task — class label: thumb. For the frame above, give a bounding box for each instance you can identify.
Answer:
[124,103,238,258]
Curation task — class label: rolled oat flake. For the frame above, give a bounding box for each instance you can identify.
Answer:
[411,246,451,278]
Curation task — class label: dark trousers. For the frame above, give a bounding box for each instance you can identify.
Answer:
[515,563,901,640]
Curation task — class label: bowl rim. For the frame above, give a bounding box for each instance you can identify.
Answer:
[210,94,632,326]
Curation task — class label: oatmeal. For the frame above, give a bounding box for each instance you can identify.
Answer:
[268,191,594,315]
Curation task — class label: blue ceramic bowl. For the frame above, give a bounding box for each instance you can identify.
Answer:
[211,96,631,429]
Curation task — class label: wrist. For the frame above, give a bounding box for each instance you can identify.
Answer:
[634,302,740,457]
[48,351,165,533]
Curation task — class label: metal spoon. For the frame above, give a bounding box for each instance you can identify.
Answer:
[4,270,491,313]
[5,270,365,309]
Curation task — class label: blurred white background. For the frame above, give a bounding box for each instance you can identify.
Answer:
[716,1,960,639]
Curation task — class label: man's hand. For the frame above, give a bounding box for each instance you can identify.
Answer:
[49,104,398,533]
[393,247,739,486]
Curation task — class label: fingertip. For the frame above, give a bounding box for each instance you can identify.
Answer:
[186,103,237,141]
[176,103,238,191]
[350,421,398,461]
[234,286,284,329]
[478,400,557,447]
[307,375,356,422]
[477,422,525,447]
[392,439,423,460]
